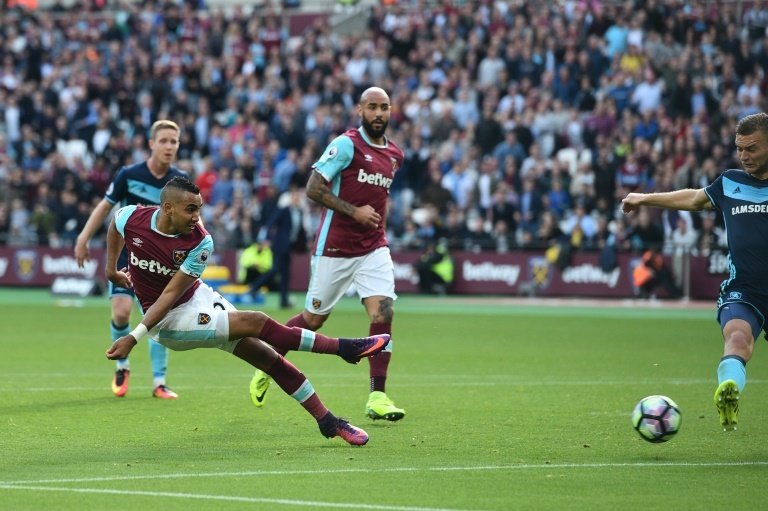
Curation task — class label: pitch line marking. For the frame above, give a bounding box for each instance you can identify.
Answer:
[2,461,768,487]
[0,485,480,511]
[3,464,767,511]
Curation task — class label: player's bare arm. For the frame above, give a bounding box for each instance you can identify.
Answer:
[103,218,136,360]
[306,171,381,229]
[622,188,713,214]
[105,333,138,360]
[104,218,130,288]
[106,270,197,360]
[75,199,114,268]
[139,270,198,333]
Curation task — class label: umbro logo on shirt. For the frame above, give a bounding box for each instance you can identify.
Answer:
[132,237,143,247]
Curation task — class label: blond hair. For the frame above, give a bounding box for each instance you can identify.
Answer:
[149,120,180,140]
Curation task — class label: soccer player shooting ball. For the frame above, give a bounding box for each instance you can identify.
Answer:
[105,176,389,445]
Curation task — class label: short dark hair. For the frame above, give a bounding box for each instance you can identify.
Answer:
[735,112,768,137]
[160,176,199,203]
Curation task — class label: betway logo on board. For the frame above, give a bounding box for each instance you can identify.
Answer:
[357,169,392,189]
[561,264,621,288]
[462,260,521,285]
[43,254,99,278]
[130,252,176,276]
[393,261,417,282]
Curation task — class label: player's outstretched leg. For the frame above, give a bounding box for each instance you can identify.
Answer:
[366,391,406,422]
[249,334,390,408]
[318,412,369,446]
[714,379,740,431]
[237,339,371,445]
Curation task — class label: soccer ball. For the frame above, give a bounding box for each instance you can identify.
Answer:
[631,395,682,443]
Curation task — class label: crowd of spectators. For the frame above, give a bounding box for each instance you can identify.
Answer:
[0,0,761,267]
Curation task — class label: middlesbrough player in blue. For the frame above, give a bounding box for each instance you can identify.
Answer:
[76,120,187,399]
[105,177,389,445]
[249,87,406,421]
[622,112,768,431]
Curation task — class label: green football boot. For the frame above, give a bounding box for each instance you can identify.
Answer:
[366,391,405,421]
[249,370,272,408]
[714,379,740,431]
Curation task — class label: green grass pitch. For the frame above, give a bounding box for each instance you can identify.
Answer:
[1,289,766,510]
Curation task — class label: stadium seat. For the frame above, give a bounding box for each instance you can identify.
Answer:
[218,283,263,305]
[201,265,231,291]
[202,266,264,304]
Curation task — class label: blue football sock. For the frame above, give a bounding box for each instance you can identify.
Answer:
[149,337,168,382]
[111,322,130,370]
[717,356,746,392]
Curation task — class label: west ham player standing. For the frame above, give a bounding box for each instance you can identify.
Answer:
[105,177,388,445]
[75,120,187,399]
[622,112,768,431]
[249,87,406,421]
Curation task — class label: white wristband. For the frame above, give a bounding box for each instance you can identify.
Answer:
[129,323,148,341]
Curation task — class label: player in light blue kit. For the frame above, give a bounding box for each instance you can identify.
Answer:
[75,120,187,399]
[622,112,768,431]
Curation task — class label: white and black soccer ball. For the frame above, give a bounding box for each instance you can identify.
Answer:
[631,395,682,443]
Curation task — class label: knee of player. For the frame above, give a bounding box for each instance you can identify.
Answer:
[725,328,754,352]
[305,314,326,331]
[111,308,132,325]
[244,310,270,331]
[112,294,133,315]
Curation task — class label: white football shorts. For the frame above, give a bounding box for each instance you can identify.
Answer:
[149,282,241,353]
[305,246,397,315]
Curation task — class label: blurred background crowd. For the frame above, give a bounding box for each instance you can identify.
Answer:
[0,0,760,263]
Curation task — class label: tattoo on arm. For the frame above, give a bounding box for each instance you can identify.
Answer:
[307,171,356,217]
